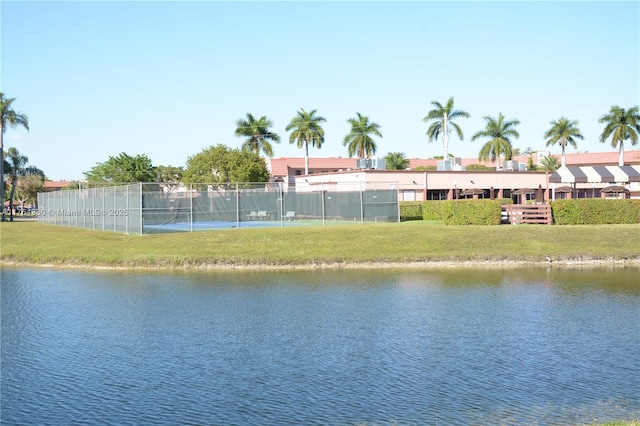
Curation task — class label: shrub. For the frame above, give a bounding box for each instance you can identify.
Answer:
[442,199,508,225]
[551,199,640,225]
[400,201,423,221]
[422,201,448,220]
[413,198,512,224]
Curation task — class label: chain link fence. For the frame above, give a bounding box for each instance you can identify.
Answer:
[37,182,399,234]
[37,184,142,233]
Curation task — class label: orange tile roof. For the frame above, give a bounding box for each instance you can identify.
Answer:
[269,157,358,177]
[269,150,640,176]
[406,150,640,169]
[43,180,74,189]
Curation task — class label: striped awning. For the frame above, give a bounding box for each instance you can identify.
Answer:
[549,165,640,183]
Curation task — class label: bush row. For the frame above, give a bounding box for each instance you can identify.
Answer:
[551,199,640,225]
[400,199,640,225]
[400,199,512,225]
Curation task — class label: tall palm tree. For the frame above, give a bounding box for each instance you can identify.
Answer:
[543,117,583,167]
[471,112,520,169]
[384,152,409,170]
[234,113,280,157]
[343,113,382,159]
[1,92,30,221]
[5,147,44,222]
[539,154,560,172]
[423,97,470,160]
[599,105,640,166]
[285,108,326,175]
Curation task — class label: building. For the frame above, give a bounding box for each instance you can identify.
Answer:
[267,150,640,201]
[268,150,640,183]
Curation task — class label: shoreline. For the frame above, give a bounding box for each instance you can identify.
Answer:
[2,257,639,272]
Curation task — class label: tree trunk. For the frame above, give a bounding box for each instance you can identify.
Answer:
[442,112,449,159]
[304,142,309,175]
[9,174,17,222]
[561,145,566,167]
[619,141,624,166]
[0,127,5,221]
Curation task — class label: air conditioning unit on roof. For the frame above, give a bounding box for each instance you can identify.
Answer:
[356,158,386,170]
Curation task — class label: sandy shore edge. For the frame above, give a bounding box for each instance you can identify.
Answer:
[2,257,639,272]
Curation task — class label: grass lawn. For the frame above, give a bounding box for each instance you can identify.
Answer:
[1,220,639,269]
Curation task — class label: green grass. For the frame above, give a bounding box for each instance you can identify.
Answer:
[1,221,639,269]
[588,422,640,426]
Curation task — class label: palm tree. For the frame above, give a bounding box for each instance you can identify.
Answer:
[234,113,280,157]
[540,154,560,172]
[543,117,583,167]
[522,146,538,171]
[599,105,640,166]
[471,113,520,169]
[285,108,326,175]
[423,97,470,160]
[384,152,409,170]
[1,92,30,221]
[5,147,44,221]
[343,113,382,159]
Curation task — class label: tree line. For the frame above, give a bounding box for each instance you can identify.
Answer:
[233,98,640,171]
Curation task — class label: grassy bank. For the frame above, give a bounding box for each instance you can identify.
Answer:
[1,221,639,269]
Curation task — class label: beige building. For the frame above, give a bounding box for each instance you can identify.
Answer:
[268,150,640,184]
[267,150,640,201]
[293,169,551,203]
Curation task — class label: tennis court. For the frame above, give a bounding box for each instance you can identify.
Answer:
[144,218,381,233]
[143,219,319,233]
[38,182,400,234]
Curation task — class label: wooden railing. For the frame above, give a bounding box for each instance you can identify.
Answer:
[503,204,552,225]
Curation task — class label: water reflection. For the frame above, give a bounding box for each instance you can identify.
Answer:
[2,267,639,425]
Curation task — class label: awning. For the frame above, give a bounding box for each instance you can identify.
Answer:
[605,165,640,182]
[554,186,573,193]
[460,188,485,196]
[513,188,537,194]
[600,185,630,194]
[549,167,588,183]
[550,165,640,183]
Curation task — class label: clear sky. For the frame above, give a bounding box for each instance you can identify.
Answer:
[2,1,639,181]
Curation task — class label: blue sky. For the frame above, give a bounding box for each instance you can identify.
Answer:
[2,1,639,181]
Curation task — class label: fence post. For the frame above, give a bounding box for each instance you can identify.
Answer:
[125,184,129,234]
[139,182,143,235]
[236,182,240,228]
[397,188,401,222]
[360,189,364,225]
[113,186,117,232]
[321,185,325,227]
[75,189,79,228]
[92,188,96,229]
[279,182,284,228]
[190,183,194,233]
[102,187,105,231]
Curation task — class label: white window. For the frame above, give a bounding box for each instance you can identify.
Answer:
[402,190,416,201]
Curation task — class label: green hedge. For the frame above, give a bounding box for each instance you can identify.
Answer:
[421,200,449,220]
[400,199,512,225]
[551,199,640,225]
[441,199,511,225]
[399,201,423,221]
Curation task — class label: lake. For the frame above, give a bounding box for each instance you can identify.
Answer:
[2,267,639,425]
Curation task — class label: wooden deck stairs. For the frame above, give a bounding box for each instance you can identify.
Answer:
[503,204,553,225]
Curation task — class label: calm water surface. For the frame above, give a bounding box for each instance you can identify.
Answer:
[2,267,639,425]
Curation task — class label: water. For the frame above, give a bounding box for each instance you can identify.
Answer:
[2,267,639,425]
